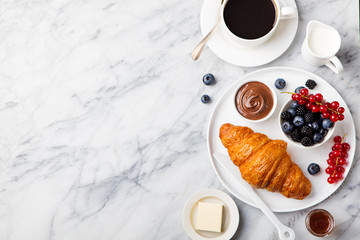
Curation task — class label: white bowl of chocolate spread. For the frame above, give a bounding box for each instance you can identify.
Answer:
[234,80,277,123]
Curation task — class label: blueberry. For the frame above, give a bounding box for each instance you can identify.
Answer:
[322,119,334,129]
[319,128,328,137]
[308,163,320,175]
[293,116,304,127]
[201,94,210,103]
[311,121,320,131]
[281,121,294,133]
[287,108,296,117]
[202,73,215,85]
[290,101,300,109]
[294,86,305,94]
[274,78,286,89]
[313,132,324,143]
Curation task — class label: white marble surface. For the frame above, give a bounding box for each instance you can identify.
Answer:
[0,0,359,239]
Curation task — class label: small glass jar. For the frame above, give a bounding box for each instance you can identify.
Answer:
[305,209,335,237]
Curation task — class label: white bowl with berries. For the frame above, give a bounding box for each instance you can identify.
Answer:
[278,87,345,148]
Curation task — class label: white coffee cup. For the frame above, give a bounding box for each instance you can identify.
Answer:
[221,0,297,47]
[301,20,343,74]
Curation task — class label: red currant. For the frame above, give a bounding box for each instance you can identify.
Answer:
[300,88,309,96]
[324,102,331,108]
[338,114,344,121]
[325,166,335,174]
[327,176,335,184]
[330,114,339,122]
[340,151,348,159]
[336,166,345,173]
[333,136,342,143]
[337,158,347,165]
[308,94,316,103]
[322,112,331,119]
[327,158,336,166]
[330,101,340,110]
[329,152,335,159]
[341,143,350,152]
[334,173,343,179]
[319,105,328,113]
[305,102,311,109]
[311,105,319,113]
[291,94,297,101]
[333,143,342,150]
[338,107,345,113]
[333,150,341,157]
[315,93,323,102]
[298,98,307,105]
[295,94,302,100]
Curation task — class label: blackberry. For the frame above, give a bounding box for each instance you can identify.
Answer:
[296,105,307,116]
[301,136,314,147]
[305,79,317,89]
[290,129,302,142]
[281,111,292,121]
[301,125,313,135]
[304,111,316,123]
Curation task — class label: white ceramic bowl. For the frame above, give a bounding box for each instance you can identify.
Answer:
[233,80,277,123]
[279,99,335,149]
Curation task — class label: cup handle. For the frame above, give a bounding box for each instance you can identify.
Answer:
[279,6,297,19]
[326,56,343,74]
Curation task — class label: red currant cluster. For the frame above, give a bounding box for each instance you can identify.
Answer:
[325,135,351,184]
[289,88,345,122]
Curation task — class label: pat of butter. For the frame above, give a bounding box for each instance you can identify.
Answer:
[195,202,223,232]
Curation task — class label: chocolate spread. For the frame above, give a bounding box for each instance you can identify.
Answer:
[235,81,274,120]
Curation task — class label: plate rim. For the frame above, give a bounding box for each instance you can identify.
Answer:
[206,66,356,212]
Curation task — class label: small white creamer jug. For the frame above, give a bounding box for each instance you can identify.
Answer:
[301,20,343,74]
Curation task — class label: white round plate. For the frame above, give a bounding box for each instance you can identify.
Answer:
[182,189,239,240]
[207,67,356,212]
[200,0,298,67]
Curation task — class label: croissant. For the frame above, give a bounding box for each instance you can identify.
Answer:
[219,123,311,200]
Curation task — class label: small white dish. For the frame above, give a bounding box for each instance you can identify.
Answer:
[233,80,277,123]
[279,99,335,149]
[200,0,298,67]
[182,189,239,240]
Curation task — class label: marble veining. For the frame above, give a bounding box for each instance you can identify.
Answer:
[0,0,359,239]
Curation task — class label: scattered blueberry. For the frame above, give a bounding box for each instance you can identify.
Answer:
[293,116,305,127]
[202,73,215,85]
[274,78,286,89]
[201,94,211,103]
[294,86,305,94]
[308,163,320,175]
[287,108,296,117]
[313,132,324,143]
[290,101,300,109]
[281,121,294,133]
[310,121,320,131]
[322,119,334,129]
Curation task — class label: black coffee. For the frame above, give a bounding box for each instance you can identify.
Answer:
[224,0,276,40]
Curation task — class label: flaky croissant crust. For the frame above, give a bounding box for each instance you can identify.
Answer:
[220,123,311,200]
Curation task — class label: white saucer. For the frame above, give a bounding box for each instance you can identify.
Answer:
[200,0,298,67]
[182,189,239,240]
